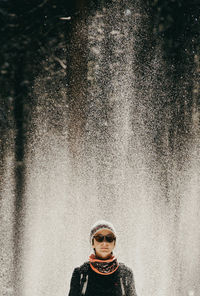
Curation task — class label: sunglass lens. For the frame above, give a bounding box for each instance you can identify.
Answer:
[94,234,104,242]
[105,235,115,242]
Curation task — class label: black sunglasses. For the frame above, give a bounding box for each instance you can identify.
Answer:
[93,234,116,243]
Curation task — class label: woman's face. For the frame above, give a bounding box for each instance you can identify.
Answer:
[92,229,116,259]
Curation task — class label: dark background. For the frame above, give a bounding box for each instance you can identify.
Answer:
[0,1,199,289]
[0,0,199,160]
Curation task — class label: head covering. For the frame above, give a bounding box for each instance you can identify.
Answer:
[90,220,116,244]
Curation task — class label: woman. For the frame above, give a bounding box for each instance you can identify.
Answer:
[68,220,138,296]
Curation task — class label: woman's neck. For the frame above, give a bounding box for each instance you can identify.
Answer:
[95,254,113,260]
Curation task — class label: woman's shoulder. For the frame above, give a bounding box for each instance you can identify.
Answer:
[119,262,134,276]
[73,261,90,274]
[80,261,90,271]
[70,261,90,282]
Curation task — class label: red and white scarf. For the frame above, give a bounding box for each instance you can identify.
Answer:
[89,254,119,275]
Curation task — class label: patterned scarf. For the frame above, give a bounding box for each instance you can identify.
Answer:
[89,254,119,275]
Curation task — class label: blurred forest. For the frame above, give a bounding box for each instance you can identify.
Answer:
[0,0,199,294]
[0,0,199,199]
[0,0,199,222]
[0,0,199,161]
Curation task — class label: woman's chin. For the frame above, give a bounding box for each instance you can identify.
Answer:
[97,253,111,259]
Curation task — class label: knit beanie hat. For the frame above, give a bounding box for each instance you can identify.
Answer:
[90,220,116,244]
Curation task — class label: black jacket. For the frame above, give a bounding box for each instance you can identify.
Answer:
[68,262,137,296]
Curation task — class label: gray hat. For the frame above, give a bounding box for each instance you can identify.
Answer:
[90,220,116,244]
